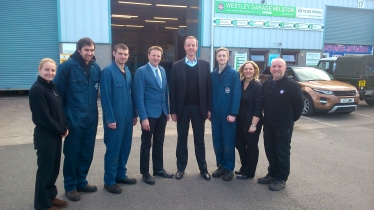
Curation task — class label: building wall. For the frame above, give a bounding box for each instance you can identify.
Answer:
[58,0,112,70]
[59,0,111,43]
[202,0,374,49]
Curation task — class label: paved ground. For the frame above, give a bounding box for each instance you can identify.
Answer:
[0,96,373,210]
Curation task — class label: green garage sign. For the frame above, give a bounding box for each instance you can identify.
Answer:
[215,1,296,18]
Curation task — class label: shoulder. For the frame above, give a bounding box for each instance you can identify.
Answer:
[173,59,185,66]
[197,58,209,65]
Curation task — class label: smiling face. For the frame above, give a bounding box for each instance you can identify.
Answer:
[38,61,57,82]
[243,63,255,80]
[113,48,129,66]
[148,49,162,67]
[184,38,198,59]
[78,44,95,64]
[270,58,286,81]
[216,49,229,65]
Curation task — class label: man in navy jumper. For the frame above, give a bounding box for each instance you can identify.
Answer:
[258,58,304,191]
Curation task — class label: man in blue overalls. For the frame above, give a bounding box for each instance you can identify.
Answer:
[211,47,241,181]
[100,44,138,194]
[54,37,100,201]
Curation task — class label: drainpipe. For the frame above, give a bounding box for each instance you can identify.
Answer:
[210,0,214,71]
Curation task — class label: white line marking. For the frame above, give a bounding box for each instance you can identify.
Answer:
[352,112,374,119]
[98,126,103,128]
[301,116,337,127]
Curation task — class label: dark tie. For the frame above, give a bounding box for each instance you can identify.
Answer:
[155,68,162,88]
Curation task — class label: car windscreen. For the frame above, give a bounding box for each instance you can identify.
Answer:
[292,67,332,82]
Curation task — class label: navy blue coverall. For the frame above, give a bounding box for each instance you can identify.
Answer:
[100,62,137,186]
[54,51,100,191]
[211,64,241,171]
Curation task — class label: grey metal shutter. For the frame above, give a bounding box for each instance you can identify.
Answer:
[324,6,374,45]
[0,0,59,90]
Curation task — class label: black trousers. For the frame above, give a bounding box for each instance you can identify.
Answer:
[34,136,62,210]
[140,113,167,174]
[176,105,208,172]
[235,122,262,177]
[263,126,293,181]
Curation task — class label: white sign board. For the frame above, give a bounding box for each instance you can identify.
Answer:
[62,43,76,54]
[234,53,247,70]
[296,7,323,19]
[358,0,365,8]
[306,53,321,66]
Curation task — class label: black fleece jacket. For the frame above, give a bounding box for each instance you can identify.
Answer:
[29,76,68,138]
[262,75,304,128]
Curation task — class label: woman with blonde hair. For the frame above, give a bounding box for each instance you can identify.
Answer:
[29,58,69,210]
[235,61,263,179]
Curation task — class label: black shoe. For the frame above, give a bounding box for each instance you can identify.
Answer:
[153,169,174,178]
[222,170,234,181]
[200,171,211,181]
[104,184,122,194]
[236,174,253,179]
[175,171,184,180]
[142,173,155,185]
[116,177,137,184]
[235,168,244,175]
[76,184,97,192]
[212,166,225,178]
[65,190,80,201]
[258,174,276,184]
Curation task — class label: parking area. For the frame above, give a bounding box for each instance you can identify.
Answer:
[0,96,373,210]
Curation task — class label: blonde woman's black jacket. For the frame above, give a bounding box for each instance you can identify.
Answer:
[29,76,68,138]
[262,75,304,128]
[241,79,263,130]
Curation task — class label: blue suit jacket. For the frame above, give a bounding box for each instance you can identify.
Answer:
[133,63,169,121]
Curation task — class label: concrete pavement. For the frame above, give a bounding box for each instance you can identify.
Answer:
[0,96,373,209]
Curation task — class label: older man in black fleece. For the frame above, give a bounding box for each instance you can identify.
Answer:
[258,58,304,191]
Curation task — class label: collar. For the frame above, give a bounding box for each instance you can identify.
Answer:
[148,62,158,71]
[185,57,197,65]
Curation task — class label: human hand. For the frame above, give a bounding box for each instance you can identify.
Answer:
[133,118,138,126]
[108,123,116,129]
[142,119,150,131]
[62,129,69,138]
[171,114,177,122]
[248,126,256,133]
[226,115,236,123]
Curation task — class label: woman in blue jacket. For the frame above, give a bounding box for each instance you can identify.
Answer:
[211,47,241,181]
[235,61,263,179]
[29,58,69,210]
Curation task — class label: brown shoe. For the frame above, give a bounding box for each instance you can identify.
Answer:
[46,206,59,210]
[52,198,68,208]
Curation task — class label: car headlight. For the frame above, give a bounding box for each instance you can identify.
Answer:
[312,88,334,95]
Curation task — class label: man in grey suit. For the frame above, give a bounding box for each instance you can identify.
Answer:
[133,46,174,185]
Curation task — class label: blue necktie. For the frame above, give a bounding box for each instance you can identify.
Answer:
[155,68,162,88]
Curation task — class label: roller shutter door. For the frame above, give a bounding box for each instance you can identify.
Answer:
[0,0,59,90]
[324,6,374,45]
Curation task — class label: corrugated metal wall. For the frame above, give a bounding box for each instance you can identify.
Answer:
[59,0,110,43]
[325,6,374,45]
[0,0,59,90]
[202,0,374,49]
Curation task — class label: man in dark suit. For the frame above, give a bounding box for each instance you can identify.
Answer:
[169,36,212,181]
[133,46,174,185]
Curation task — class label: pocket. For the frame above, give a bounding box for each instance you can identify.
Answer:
[68,77,86,92]
[115,82,123,87]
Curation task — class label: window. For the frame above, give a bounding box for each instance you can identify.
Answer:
[282,54,295,62]
[251,55,265,62]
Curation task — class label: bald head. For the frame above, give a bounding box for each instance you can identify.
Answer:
[270,58,287,81]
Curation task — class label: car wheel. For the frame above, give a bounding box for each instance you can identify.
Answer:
[365,99,374,106]
[302,94,314,116]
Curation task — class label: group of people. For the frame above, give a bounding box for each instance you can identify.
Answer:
[29,36,304,210]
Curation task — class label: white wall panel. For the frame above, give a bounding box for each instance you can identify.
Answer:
[59,0,110,43]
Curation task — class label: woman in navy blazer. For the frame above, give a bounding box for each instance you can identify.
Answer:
[235,61,264,179]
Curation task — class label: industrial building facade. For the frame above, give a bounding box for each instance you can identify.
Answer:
[0,0,373,90]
